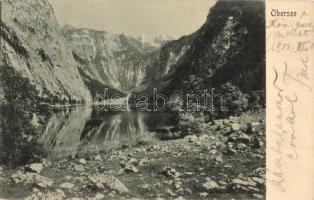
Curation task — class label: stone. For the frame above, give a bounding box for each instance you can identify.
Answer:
[213,120,224,126]
[184,172,194,176]
[0,177,9,184]
[237,132,251,143]
[88,174,129,193]
[231,178,257,187]
[96,183,105,189]
[27,163,43,173]
[250,122,261,127]
[253,137,264,148]
[215,155,223,163]
[253,194,264,199]
[231,123,241,131]
[155,198,165,200]
[199,192,208,198]
[221,127,232,135]
[228,132,239,141]
[223,119,230,125]
[224,148,237,155]
[25,189,65,200]
[218,180,227,186]
[139,183,151,192]
[78,159,87,165]
[174,181,182,190]
[251,177,265,185]
[95,193,105,199]
[253,167,266,177]
[95,155,102,161]
[247,122,261,134]
[60,182,74,190]
[186,135,198,143]
[174,196,186,200]
[127,157,139,165]
[148,145,161,151]
[124,164,139,173]
[202,178,219,190]
[199,134,209,141]
[34,175,54,189]
[138,158,149,166]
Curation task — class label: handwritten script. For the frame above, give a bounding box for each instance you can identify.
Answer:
[267,8,313,194]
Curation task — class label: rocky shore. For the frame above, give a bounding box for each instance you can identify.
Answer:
[0,111,265,200]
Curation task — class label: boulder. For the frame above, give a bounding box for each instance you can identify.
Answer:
[95,193,105,199]
[202,177,219,190]
[78,159,87,165]
[199,192,208,198]
[27,163,43,173]
[252,177,265,185]
[94,155,102,161]
[60,182,74,190]
[231,178,257,187]
[231,123,241,131]
[88,174,129,193]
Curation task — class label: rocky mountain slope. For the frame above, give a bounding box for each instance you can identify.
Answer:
[139,0,265,96]
[61,26,174,95]
[0,0,92,103]
[0,0,264,103]
[62,26,150,94]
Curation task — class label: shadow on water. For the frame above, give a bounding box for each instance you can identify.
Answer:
[38,106,178,159]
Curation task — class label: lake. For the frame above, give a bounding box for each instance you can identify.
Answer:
[0,106,178,166]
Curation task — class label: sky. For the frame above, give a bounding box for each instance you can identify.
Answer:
[48,0,216,38]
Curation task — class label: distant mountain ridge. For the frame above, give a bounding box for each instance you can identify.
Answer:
[61,25,168,94]
[0,0,265,105]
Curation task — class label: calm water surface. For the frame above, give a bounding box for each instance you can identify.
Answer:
[39,106,178,159]
[0,106,178,165]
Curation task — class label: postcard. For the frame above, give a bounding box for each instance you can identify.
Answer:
[0,0,312,199]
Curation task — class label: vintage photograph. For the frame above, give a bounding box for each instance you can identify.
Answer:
[0,0,265,199]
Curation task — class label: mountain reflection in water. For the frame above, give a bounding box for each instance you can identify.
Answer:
[39,107,177,159]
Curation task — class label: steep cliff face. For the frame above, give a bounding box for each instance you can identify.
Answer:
[0,0,264,104]
[62,26,174,94]
[162,0,265,95]
[135,35,193,94]
[0,0,92,102]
